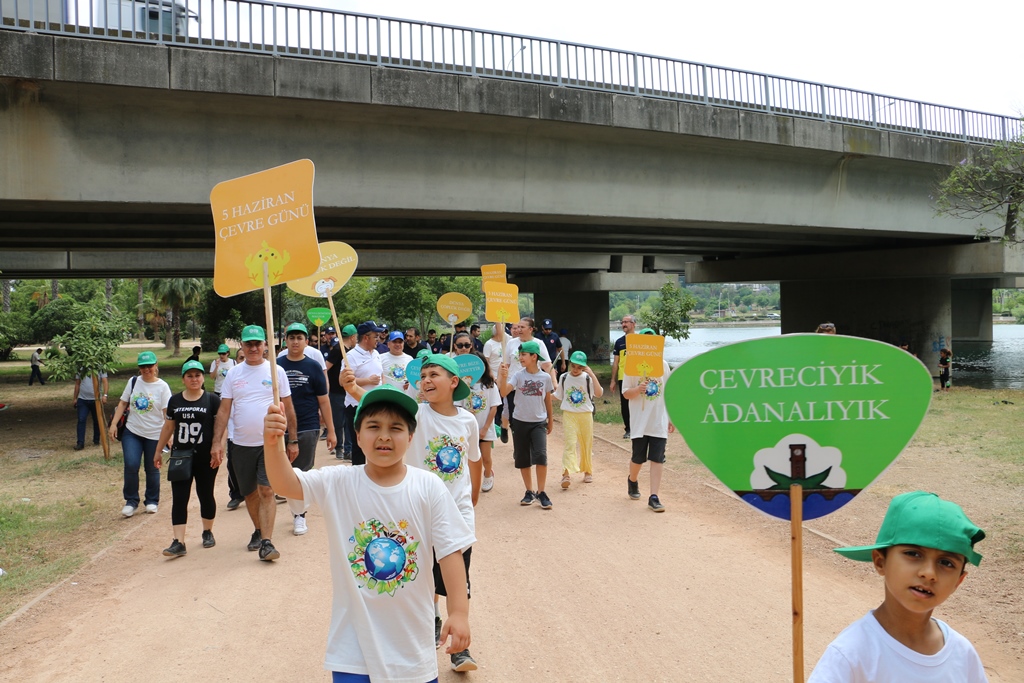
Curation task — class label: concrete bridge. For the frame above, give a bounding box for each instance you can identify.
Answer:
[1,2,1022,367]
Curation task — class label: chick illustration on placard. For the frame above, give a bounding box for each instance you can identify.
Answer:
[245,241,291,285]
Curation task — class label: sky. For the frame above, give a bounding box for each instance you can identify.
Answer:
[306,0,1023,117]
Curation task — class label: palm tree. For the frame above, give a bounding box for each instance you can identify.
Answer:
[149,278,204,357]
[136,278,145,339]
[1,279,11,313]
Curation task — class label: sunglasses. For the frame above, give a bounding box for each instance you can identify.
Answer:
[455,343,473,349]
[818,323,836,330]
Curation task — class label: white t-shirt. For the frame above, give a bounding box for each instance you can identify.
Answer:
[296,465,474,682]
[508,369,553,422]
[277,345,327,371]
[209,358,235,394]
[482,338,503,379]
[557,336,572,363]
[120,377,172,440]
[464,382,500,441]
[623,360,672,439]
[380,352,411,389]
[407,405,481,533]
[221,361,291,447]
[346,345,383,408]
[808,612,988,683]
[555,372,596,413]
[503,336,552,377]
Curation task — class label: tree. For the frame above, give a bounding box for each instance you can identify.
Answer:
[639,280,696,340]
[149,278,204,356]
[936,124,1024,242]
[48,301,132,460]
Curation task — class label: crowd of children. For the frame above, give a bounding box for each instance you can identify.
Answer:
[151,315,987,683]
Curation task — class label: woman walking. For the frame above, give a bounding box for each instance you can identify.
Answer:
[155,360,222,556]
[108,351,172,517]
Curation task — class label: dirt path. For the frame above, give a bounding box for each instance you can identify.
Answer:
[1,422,1019,682]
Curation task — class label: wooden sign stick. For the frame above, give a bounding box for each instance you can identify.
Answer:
[262,262,282,406]
[325,293,350,369]
[93,374,111,460]
[791,483,805,683]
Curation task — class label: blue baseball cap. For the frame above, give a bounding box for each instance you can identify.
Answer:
[388,331,405,342]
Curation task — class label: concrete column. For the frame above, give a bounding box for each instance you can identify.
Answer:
[951,280,994,342]
[781,277,950,378]
[532,290,611,362]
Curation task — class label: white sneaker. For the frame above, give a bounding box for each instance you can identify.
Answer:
[121,504,136,518]
[144,503,158,514]
[293,515,308,536]
[481,475,494,493]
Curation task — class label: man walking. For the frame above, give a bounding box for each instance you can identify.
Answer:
[610,314,636,439]
[72,369,108,450]
[278,322,334,536]
[211,325,296,561]
[29,348,46,385]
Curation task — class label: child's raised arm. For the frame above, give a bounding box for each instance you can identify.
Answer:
[497,363,513,397]
[585,366,604,398]
[264,402,304,500]
[437,550,471,654]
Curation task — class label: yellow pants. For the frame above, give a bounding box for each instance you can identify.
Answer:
[562,411,594,475]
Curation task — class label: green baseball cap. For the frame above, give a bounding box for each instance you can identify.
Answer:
[241,325,266,342]
[639,328,656,335]
[285,322,309,337]
[834,491,985,566]
[217,344,230,354]
[569,350,588,366]
[137,351,158,366]
[181,360,206,375]
[342,324,358,337]
[518,340,542,356]
[421,354,471,401]
[354,384,420,424]
[416,348,432,360]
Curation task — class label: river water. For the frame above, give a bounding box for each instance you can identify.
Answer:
[609,325,1024,390]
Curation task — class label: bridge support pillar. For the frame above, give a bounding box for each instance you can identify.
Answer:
[780,277,950,378]
[533,290,611,360]
[951,279,995,343]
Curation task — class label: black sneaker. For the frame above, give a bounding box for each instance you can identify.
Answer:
[648,494,665,512]
[450,649,478,672]
[628,477,640,500]
[162,539,186,558]
[258,539,280,561]
[536,491,553,509]
[73,444,85,451]
[499,426,509,444]
[247,529,262,551]
[520,490,536,506]
[623,430,631,440]
[226,497,243,511]
[435,616,443,647]
[202,530,216,548]
[274,494,286,503]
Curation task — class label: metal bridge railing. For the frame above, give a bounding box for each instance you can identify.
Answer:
[3,0,1020,144]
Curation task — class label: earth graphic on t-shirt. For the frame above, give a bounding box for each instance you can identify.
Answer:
[436,445,462,474]
[470,392,484,412]
[645,379,662,399]
[364,537,407,582]
[568,387,586,407]
[389,366,405,380]
[132,394,152,413]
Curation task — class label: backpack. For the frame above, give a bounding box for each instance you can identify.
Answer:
[558,373,595,413]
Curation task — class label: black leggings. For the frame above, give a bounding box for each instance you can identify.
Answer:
[170,452,219,526]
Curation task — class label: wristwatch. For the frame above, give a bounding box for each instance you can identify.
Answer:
[287,439,299,445]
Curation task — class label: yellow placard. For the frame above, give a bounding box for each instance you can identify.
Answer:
[624,333,665,377]
[484,282,519,324]
[211,159,321,297]
[480,263,507,291]
[437,292,473,325]
[286,241,358,298]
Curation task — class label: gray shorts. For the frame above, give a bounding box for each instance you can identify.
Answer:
[292,429,319,472]
[230,444,269,497]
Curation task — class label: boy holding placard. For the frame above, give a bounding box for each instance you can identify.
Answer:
[621,329,674,513]
[408,354,482,672]
[808,491,987,682]
[263,385,474,682]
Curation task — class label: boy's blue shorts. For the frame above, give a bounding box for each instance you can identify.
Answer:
[333,673,438,683]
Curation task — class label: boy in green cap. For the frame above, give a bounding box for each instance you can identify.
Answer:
[264,384,474,683]
[808,491,988,682]
[407,353,482,672]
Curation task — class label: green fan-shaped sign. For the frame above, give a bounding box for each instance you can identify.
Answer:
[306,307,331,327]
[665,334,932,521]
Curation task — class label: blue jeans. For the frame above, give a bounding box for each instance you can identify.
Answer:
[121,427,160,508]
[75,399,100,446]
